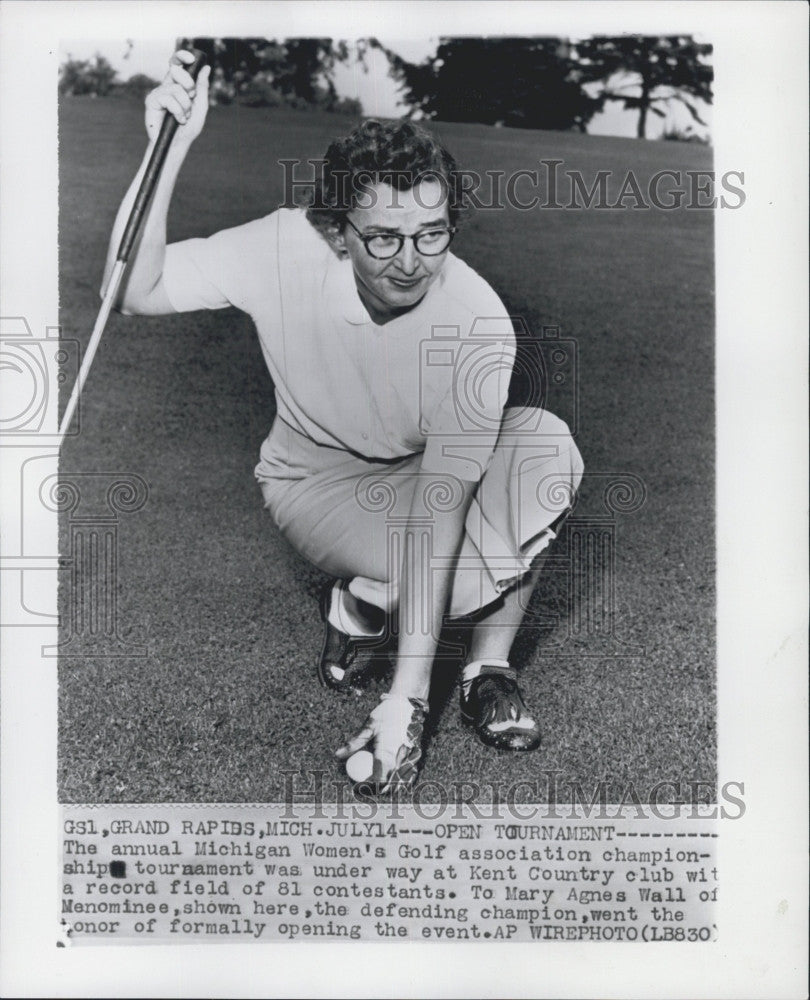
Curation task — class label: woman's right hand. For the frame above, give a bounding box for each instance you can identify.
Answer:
[335,692,428,794]
[144,49,210,147]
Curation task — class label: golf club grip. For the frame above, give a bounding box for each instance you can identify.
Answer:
[116,48,207,263]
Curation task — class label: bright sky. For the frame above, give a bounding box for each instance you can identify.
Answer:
[59,37,711,140]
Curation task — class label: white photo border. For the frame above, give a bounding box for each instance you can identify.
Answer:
[1,1,807,997]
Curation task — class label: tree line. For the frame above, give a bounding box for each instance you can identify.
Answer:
[59,35,713,139]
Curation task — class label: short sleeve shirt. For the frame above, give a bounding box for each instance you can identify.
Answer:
[162,208,515,481]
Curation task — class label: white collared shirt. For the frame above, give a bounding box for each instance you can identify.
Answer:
[163,208,515,481]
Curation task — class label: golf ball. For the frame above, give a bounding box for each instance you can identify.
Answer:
[345,749,374,783]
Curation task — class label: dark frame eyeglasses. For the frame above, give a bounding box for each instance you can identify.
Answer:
[344,218,456,259]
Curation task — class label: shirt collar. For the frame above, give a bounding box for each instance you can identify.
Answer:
[323,249,451,328]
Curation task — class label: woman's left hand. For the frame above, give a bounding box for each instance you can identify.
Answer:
[335,693,428,793]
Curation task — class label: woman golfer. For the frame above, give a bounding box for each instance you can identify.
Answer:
[104,51,584,793]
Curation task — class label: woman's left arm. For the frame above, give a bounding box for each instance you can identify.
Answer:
[388,472,477,703]
[336,471,477,787]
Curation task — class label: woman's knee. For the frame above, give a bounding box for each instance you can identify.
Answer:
[499,407,584,505]
[502,407,582,465]
[502,405,573,441]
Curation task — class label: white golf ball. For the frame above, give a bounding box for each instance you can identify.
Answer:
[345,750,374,783]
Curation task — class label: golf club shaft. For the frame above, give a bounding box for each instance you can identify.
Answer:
[57,258,126,442]
[57,47,206,445]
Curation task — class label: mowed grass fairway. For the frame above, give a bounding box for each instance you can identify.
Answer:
[58,98,715,802]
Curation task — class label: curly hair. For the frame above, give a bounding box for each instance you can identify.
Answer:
[304,119,467,236]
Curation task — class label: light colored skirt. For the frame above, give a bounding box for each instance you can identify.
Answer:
[257,407,584,618]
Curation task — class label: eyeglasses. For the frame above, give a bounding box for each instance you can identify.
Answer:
[344,218,456,259]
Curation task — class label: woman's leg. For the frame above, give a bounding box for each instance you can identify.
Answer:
[456,406,583,751]
[455,554,546,751]
[466,552,547,663]
[262,442,419,689]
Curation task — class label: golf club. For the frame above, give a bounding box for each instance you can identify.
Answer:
[57,47,207,445]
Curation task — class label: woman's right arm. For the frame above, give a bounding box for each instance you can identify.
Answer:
[101,50,211,316]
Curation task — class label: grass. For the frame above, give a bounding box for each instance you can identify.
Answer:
[58,97,715,803]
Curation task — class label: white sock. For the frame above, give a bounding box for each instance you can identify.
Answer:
[461,659,511,698]
[327,583,384,637]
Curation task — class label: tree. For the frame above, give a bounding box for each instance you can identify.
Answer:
[180,37,351,109]
[574,35,713,139]
[118,73,161,99]
[372,37,603,131]
[59,55,118,97]
[271,38,349,105]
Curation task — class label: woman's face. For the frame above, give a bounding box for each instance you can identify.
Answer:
[339,179,451,324]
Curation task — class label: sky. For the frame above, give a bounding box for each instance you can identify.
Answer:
[59,37,711,141]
